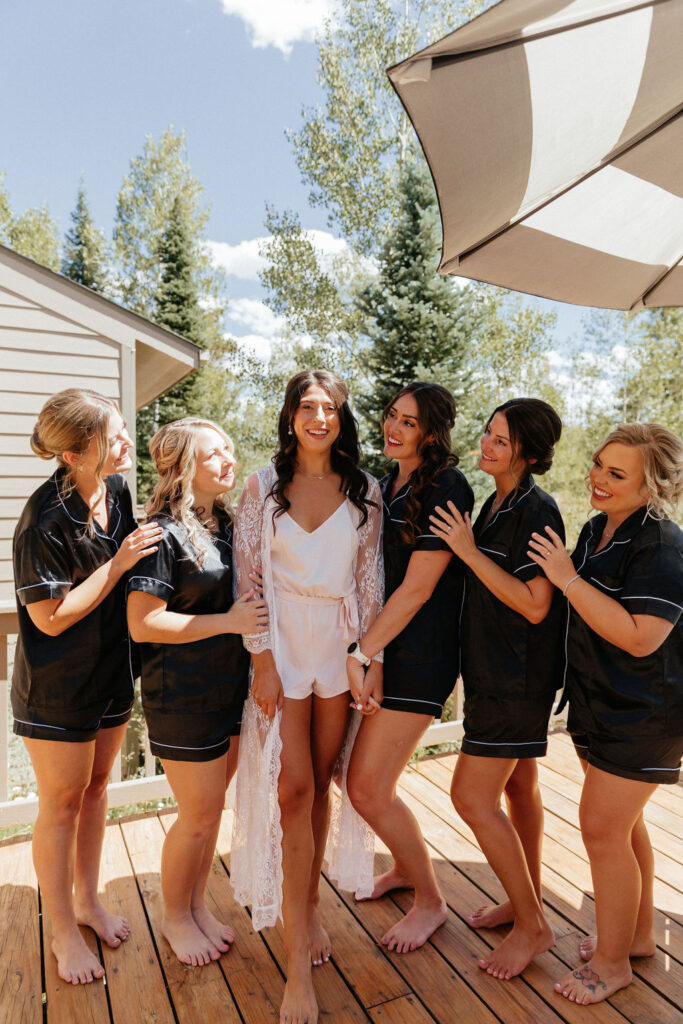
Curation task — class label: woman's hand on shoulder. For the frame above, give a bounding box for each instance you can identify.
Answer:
[113,522,163,573]
[429,501,477,562]
[251,653,284,718]
[224,588,269,635]
[527,526,575,589]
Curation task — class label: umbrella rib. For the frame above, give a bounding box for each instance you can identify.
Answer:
[635,250,683,310]
[387,0,668,76]
[451,102,683,269]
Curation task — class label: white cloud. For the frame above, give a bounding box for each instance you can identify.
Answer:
[208,238,267,281]
[208,229,354,281]
[228,297,285,337]
[220,0,334,54]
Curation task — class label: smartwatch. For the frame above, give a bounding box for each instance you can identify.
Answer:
[347,641,371,667]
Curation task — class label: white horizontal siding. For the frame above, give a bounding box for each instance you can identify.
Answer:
[0,329,119,359]
[0,307,93,334]
[1,348,119,379]
[3,370,120,398]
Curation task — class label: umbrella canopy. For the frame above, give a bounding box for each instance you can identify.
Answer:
[388,0,683,310]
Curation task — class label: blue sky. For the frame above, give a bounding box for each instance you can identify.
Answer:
[1,0,589,357]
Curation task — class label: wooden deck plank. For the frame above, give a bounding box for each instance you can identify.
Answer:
[335,887,501,1024]
[367,993,436,1022]
[0,840,43,1024]
[99,822,174,1024]
[120,814,241,1024]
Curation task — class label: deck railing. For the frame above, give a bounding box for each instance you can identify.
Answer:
[0,606,465,829]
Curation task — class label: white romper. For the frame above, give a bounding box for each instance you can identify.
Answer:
[271,500,365,698]
[230,464,384,928]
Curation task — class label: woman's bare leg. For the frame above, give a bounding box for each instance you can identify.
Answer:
[468,758,544,929]
[573,758,656,961]
[159,755,228,966]
[279,696,318,1024]
[73,723,131,947]
[308,692,350,965]
[24,737,105,985]
[451,753,554,979]
[555,766,656,1004]
[347,708,447,953]
[190,737,241,952]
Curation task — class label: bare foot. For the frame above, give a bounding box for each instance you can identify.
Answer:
[51,929,105,985]
[308,904,331,967]
[554,958,632,1005]
[467,900,514,929]
[281,954,318,1023]
[192,903,234,954]
[162,913,221,967]
[357,867,414,902]
[75,900,130,947]
[382,899,448,953]
[478,920,554,979]
[579,933,656,961]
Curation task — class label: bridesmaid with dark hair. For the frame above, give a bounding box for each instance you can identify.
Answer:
[430,397,564,981]
[346,381,474,953]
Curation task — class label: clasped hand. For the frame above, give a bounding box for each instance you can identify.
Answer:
[347,658,382,716]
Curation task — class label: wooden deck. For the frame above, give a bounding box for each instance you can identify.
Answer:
[1,731,681,1024]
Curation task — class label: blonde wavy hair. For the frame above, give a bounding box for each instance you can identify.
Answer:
[145,418,235,564]
[593,422,683,519]
[31,389,121,535]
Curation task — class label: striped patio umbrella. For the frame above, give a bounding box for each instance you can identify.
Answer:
[388,0,683,310]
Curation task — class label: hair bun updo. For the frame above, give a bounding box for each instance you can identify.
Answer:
[491,398,562,476]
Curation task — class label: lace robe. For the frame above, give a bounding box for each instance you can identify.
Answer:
[230,464,383,929]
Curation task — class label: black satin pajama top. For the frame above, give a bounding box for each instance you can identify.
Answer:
[128,512,250,716]
[461,477,566,702]
[12,471,137,715]
[381,465,474,702]
[563,508,683,740]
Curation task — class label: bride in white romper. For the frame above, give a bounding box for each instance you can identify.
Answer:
[231,370,383,1024]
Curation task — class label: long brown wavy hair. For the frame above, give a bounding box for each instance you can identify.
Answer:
[270,370,375,526]
[382,382,459,546]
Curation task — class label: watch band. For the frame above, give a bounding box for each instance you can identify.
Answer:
[347,641,371,667]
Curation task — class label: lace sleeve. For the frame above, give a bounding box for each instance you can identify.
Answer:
[233,471,271,654]
[355,475,384,660]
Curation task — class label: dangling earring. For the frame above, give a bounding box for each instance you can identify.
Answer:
[287,426,293,436]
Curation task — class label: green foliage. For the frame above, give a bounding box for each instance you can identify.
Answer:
[620,308,683,436]
[0,175,60,270]
[113,128,223,323]
[290,0,473,254]
[62,182,108,292]
[356,162,481,466]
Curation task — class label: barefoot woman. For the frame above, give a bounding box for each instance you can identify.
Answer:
[12,389,162,984]
[430,398,564,980]
[127,419,266,967]
[231,370,383,1024]
[528,423,683,1005]
[346,382,474,953]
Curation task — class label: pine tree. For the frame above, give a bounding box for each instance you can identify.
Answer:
[62,182,108,292]
[136,196,207,497]
[356,162,480,465]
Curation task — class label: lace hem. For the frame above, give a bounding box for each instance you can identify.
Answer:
[230,698,375,928]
